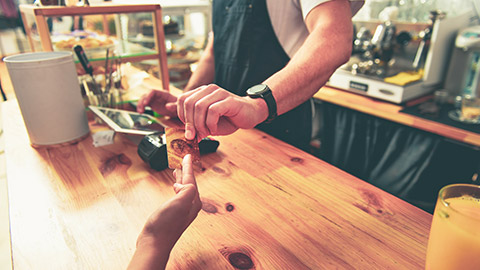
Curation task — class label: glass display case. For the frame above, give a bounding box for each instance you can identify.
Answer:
[19,3,170,90]
[19,1,212,89]
[114,0,211,88]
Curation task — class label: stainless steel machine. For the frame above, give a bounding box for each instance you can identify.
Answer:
[446,25,480,98]
[328,11,475,104]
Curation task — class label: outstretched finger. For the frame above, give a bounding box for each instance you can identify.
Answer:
[172,155,201,213]
[180,155,202,215]
[174,167,182,185]
[181,154,196,187]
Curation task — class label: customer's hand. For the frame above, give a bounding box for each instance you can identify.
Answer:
[177,84,268,140]
[128,154,202,270]
[136,89,178,118]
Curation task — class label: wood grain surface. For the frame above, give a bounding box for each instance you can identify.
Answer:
[315,86,480,147]
[4,99,432,269]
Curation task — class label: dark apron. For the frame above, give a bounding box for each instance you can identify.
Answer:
[212,0,312,151]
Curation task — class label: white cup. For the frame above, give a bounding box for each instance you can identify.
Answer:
[4,52,90,146]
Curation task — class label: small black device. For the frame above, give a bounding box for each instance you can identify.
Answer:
[246,84,277,123]
[137,133,168,171]
[137,134,220,171]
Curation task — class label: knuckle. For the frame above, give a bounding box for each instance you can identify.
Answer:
[212,88,224,96]
[206,83,218,89]
[183,96,194,107]
[177,93,188,103]
[207,103,220,115]
[194,101,206,112]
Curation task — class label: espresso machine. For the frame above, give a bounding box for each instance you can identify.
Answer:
[328,10,475,104]
[442,24,480,97]
[454,25,480,97]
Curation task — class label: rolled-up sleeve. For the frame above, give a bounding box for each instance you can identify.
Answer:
[300,0,365,19]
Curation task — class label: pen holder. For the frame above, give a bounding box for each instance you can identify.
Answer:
[80,72,124,108]
[87,92,109,107]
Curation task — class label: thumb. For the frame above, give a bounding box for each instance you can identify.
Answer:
[185,123,196,141]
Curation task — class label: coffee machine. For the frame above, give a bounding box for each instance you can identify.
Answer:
[443,25,480,98]
[328,10,475,104]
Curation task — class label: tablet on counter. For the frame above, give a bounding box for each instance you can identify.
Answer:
[88,105,165,135]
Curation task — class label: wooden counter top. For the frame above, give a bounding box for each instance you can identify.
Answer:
[4,99,431,269]
[315,86,480,147]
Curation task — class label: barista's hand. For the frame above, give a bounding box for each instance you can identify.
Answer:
[177,84,269,140]
[136,89,178,118]
[128,155,201,270]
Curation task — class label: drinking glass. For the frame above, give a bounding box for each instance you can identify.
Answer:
[461,95,480,122]
[425,184,480,270]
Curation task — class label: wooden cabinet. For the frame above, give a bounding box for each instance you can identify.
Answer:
[19,3,169,90]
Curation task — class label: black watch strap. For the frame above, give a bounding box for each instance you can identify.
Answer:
[246,84,277,124]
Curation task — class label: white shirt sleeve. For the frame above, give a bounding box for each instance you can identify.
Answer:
[299,0,365,19]
[267,0,365,58]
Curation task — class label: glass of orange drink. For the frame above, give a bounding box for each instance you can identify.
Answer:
[425,184,480,270]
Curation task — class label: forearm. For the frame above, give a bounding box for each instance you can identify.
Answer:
[265,0,353,116]
[127,240,171,270]
[184,33,215,91]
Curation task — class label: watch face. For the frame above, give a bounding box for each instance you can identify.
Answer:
[247,84,268,95]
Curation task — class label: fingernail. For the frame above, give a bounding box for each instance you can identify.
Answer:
[173,183,183,190]
[185,129,193,140]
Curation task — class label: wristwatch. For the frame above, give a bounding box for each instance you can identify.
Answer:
[246,84,277,124]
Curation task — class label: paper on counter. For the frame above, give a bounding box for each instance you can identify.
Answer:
[92,130,115,147]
